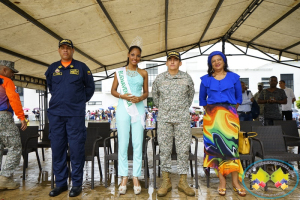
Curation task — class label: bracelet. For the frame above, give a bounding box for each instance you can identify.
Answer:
[119,94,121,99]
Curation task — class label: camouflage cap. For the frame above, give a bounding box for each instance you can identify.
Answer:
[0,60,18,73]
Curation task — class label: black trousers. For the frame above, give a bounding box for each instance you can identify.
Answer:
[282,111,293,120]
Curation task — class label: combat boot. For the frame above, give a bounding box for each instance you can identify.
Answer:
[178,174,195,196]
[0,176,20,190]
[157,171,172,197]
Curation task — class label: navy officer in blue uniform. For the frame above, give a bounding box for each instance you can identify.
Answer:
[45,39,95,197]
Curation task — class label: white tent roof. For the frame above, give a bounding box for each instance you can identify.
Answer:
[0,0,300,89]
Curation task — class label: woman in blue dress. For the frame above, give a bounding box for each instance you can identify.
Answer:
[199,51,246,197]
[111,44,148,195]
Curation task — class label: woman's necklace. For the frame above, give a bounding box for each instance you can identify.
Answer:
[126,66,139,77]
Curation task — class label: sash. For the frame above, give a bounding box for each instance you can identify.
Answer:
[116,67,145,128]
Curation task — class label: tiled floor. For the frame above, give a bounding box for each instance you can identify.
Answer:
[1,122,300,199]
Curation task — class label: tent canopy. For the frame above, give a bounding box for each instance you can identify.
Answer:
[0,0,300,89]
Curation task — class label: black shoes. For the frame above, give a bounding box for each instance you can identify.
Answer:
[69,186,82,197]
[49,185,68,197]
[49,185,82,197]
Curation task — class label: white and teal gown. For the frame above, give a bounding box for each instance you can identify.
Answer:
[116,68,145,177]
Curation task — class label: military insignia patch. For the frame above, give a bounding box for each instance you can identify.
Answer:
[87,71,91,75]
[53,72,62,76]
[55,68,60,73]
[58,65,62,69]
[70,65,74,68]
[70,69,79,75]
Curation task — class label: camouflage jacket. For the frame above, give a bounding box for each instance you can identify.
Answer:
[152,70,195,122]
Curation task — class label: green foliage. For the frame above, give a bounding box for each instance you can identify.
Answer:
[296,97,300,109]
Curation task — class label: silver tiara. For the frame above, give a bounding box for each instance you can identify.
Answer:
[130,36,143,50]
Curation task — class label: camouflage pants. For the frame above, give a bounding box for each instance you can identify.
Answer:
[0,112,21,177]
[157,121,191,174]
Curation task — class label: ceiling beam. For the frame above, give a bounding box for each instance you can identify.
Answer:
[229,38,300,57]
[165,0,169,53]
[96,0,129,50]
[282,41,300,51]
[223,0,263,40]
[1,0,105,67]
[198,0,224,44]
[249,2,300,43]
[0,46,49,67]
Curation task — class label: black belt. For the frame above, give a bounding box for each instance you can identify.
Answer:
[238,111,251,114]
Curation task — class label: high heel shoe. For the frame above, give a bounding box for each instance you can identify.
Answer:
[133,176,141,195]
[119,176,128,195]
[218,187,226,196]
[233,186,246,197]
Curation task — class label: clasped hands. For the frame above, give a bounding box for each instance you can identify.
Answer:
[122,93,142,103]
[267,99,277,104]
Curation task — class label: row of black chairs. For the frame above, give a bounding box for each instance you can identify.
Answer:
[204,120,300,190]
[1,126,42,180]
[2,122,199,189]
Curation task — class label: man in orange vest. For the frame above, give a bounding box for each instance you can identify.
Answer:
[0,60,27,190]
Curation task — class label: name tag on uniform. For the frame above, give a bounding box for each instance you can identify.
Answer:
[70,69,79,75]
[53,72,62,76]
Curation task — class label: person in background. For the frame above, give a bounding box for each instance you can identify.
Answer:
[0,60,27,190]
[237,81,253,121]
[152,111,156,125]
[258,76,287,125]
[107,111,111,124]
[253,82,264,123]
[199,112,203,125]
[279,80,296,120]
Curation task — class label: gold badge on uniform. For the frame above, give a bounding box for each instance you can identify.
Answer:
[70,65,74,68]
[58,65,62,69]
[70,69,79,75]
[87,71,91,75]
[53,72,62,76]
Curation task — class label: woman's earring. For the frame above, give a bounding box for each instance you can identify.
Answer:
[211,68,214,73]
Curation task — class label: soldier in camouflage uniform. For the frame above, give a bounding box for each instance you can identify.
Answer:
[0,60,27,190]
[152,51,195,197]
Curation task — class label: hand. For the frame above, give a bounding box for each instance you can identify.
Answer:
[20,120,27,131]
[269,99,276,104]
[121,93,135,101]
[131,96,141,103]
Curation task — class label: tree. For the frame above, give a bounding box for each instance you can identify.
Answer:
[296,97,300,109]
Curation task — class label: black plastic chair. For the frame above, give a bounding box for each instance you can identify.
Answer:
[19,126,42,180]
[37,123,51,161]
[251,125,300,164]
[274,120,300,153]
[239,121,262,168]
[88,122,115,153]
[51,128,103,189]
[240,121,263,132]
[152,134,199,189]
[251,125,300,191]
[85,127,103,189]
[104,131,150,188]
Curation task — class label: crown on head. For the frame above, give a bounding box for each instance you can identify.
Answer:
[130,36,143,50]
